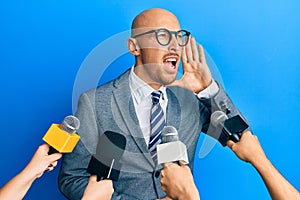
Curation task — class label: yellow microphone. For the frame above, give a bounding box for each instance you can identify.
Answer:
[42,115,80,154]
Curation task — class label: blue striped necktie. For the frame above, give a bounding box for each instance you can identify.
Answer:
[148,90,166,163]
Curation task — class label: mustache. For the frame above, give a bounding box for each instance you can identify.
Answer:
[163,53,180,58]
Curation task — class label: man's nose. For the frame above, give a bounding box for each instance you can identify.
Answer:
[168,34,180,53]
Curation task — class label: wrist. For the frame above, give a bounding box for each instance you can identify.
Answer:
[195,80,219,99]
[14,167,37,188]
[178,185,200,200]
[22,165,41,180]
[250,153,269,169]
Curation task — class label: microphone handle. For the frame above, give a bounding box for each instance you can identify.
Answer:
[231,133,240,143]
[88,156,121,182]
[48,146,58,155]
[223,126,240,143]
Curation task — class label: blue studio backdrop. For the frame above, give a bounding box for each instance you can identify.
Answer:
[0,1,299,199]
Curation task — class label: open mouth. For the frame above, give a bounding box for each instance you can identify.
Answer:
[163,57,177,70]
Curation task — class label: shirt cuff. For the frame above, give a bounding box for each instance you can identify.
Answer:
[195,80,219,99]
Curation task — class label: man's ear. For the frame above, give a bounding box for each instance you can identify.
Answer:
[127,38,140,56]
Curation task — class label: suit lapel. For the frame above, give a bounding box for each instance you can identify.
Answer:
[166,88,181,131]
[112,70,155,167]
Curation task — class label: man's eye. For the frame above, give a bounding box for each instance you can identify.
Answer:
[158,33,167,38]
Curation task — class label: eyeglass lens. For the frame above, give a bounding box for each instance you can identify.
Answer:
[156,29,189,46]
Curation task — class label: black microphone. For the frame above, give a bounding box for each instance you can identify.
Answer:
[87,131,126,181]
[43,115,80,155]
[211,111,249,146]
[156,126,189,165]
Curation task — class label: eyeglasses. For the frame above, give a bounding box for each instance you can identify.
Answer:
[132,28,191,47]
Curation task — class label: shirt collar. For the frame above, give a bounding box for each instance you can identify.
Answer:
[129,66,167,105]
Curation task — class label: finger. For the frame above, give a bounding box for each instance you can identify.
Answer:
[46,166,54,172]
[178,161,186,166]
[243,131,252,136]
[198,44,206,64]
[40,143,50,149]
[161,185,167,193]
[163,162,173,168]
[38,144,50,154]
[191,37,199,62]
[181,45,188,64]
[49,153,63,162]
[50,161,58,167]
[185,37,193,63]
[240,131,251,139]
[89,175,98,182]
[226,140,235,149]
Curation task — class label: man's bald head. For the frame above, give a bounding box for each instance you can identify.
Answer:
[131,8,181,36]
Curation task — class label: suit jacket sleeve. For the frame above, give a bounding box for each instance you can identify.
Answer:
[199,81,250,143]
[58,92,100,200]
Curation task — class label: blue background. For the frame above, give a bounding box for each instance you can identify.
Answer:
[0,0,299,199]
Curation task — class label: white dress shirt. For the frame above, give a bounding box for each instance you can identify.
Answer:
[129,66,218,145]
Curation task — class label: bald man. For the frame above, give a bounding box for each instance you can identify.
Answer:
[58,8,243,199]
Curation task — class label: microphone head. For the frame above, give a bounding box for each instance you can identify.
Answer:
[157,126,189,164]
[211,111,228,127]
[60,115,80,134]
[161,126,179,143]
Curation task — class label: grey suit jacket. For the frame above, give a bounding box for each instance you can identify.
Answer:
[58,69,241,200]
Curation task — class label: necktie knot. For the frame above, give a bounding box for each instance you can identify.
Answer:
[151,91,162,105]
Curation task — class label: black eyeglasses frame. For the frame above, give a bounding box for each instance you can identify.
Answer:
[132,28,191,47]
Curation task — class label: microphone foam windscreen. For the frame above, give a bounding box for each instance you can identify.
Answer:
[60,115,80,134]
[210,111,228,127]
[161,126,179,143]
[96,131,126,161]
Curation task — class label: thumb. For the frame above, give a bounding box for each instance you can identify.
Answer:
[178,161,186,166]
[89,175,97,182]
[226,140,235,150]
[48,153,63,162]
[163,162,173,168]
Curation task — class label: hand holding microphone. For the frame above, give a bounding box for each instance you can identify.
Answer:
[158,126,199,200]
[84,131,126,199]
[210,111,249,146]
[227,131,266,164]
[160,161,200,200]
[0,116,78,200]
[82,175,114,200]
